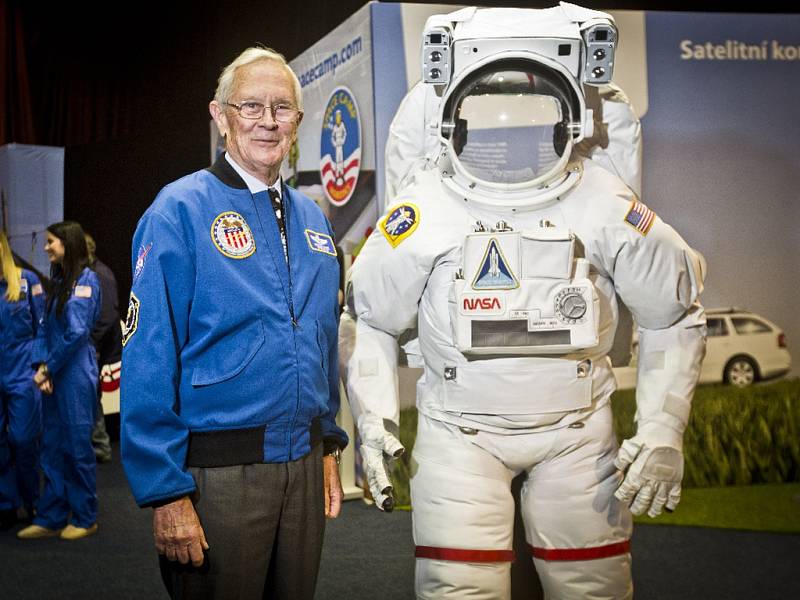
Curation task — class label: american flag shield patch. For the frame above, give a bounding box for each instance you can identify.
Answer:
[624,201,656,236]
[211,211,256,259]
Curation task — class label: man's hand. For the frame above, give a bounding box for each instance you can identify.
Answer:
[614,438,684,518]
[153,496,209,567]
[323,454,344,519]
[358,416,405,513]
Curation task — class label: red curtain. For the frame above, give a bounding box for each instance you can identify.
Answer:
[1,0,135,147]
[1,0,36,144]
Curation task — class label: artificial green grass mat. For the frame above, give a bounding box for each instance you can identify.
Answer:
[633,482,800,533]
[389,380,800,532]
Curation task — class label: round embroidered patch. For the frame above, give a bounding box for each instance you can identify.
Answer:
[211,212,256,259]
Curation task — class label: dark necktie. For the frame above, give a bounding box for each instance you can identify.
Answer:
[268,187,288,261]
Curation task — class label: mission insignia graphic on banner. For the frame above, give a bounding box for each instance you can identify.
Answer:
[320,87,361,207]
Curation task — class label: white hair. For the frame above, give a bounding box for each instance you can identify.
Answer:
[214,46,303,110]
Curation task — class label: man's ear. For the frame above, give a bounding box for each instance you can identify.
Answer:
[209,101,229,139]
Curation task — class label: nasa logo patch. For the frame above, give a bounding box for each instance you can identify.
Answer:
[320,87,361,207]
[134,243,153,282]
[122,293,140,347]
[211,212,256,259]
[380,203,420,248]
[305,229,337,256]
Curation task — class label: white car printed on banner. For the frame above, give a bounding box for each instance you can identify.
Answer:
[613,308,791,389]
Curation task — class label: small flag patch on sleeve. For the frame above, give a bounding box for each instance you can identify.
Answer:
[74,285,93,298]
[624,201,656,236]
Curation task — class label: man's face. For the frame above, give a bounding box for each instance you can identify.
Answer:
[210,60,301,184]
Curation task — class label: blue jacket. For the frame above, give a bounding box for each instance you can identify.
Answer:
[32,268,100,378]
[121,157,348,507]
[0,269,45,354]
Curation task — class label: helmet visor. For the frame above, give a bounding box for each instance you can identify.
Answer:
[444,63,573,186]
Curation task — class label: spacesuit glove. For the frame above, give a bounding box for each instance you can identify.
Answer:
[614,426,684,518]
[358,416,405,513]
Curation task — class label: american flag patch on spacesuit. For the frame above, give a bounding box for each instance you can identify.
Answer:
[624,200,656,235]
[31,284,43,296]
[74,285,93,298]
[380,203,419,248]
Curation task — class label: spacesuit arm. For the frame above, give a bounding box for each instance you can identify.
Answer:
[43,270,101,376]
[610,213,707,517]
[120,210,197,507]
[384,82,439,204]
[346,206,433,510]
[579,83,643,196]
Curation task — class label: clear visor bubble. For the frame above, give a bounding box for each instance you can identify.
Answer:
[445,66,573,187]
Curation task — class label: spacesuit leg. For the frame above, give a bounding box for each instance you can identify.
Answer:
[411,414,515,600]
[521,402,633,600]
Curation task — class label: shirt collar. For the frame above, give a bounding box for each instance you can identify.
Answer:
[224,152,282,199]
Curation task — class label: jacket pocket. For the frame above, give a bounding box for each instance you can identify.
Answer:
[191,319,265,387]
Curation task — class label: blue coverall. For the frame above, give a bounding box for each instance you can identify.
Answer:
[31,268,101,529]
[0,269,45,515]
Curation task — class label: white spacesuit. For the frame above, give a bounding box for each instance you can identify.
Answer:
[347,4,707,599]
[383,5,643,204]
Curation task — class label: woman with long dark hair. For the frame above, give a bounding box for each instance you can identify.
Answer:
[0,231,45,529]
[17,221,101,541]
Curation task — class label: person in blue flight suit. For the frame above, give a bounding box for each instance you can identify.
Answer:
[121,46,348,600]
[17,221,101,541]
[0,231,45,530]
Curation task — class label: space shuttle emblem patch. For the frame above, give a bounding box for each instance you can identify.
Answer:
[472,238,518,290]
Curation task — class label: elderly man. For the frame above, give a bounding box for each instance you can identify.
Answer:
[121,47,348,600]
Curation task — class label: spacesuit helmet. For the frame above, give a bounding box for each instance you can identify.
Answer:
[422,4,618,206]
[440,54,580,192]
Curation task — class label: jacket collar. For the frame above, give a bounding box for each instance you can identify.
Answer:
[206,154,287,199]
[206,154,248,190]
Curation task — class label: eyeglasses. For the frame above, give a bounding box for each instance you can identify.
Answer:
[225,101,301,123]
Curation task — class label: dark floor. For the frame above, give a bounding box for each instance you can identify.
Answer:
[1,442,798,600]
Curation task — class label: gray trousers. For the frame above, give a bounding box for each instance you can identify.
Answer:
[160,443,325,600]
